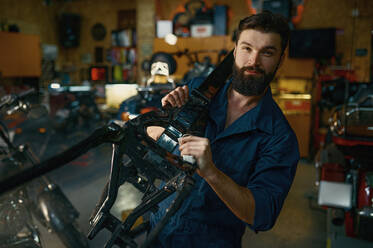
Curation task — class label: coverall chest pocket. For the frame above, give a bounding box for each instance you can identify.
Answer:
[211,138,258,186]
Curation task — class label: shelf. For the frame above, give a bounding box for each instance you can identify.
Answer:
[111,46,136,49]
[153,35,234,79]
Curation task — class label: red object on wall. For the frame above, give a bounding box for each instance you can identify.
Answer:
[246,0,257,14]
[90,67,107,81]
[292,3,305,25]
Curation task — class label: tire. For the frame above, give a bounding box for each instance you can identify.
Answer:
[55,222,89,248]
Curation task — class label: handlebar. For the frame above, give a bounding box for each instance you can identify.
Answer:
[0,122,125,195]
[0,88,36,114]
[18,88,36,99]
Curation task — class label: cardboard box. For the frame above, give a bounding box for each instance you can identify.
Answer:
[191,24,213,38]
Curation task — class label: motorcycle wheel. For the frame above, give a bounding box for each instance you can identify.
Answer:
[55,221,89,248]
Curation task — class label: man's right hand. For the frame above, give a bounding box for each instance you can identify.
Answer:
[161,85,189,108]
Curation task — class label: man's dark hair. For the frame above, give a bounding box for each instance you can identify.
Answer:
[236,11,290,54]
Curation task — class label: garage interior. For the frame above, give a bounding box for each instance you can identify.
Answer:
[0,0,373,247]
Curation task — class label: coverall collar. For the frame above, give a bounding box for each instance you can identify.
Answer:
[209,79,274,141]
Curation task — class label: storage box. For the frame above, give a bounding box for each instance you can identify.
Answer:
[318,180,352,209]
[190,24,213,37]
[156,20,173,38]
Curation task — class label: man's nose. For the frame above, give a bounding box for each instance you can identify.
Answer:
[246,52,260,67]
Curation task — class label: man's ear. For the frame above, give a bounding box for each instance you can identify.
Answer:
[233,46,236,59]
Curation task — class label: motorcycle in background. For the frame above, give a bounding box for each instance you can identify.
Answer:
[117,52,177,121]
[175,48,228,83]
[0,89,89,247]
[315,83,373,243]
[163,33,228,84]
[48,83,102,132]
[117,44,228,121]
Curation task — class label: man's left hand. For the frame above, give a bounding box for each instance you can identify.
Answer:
[178,134,256,225]
[178,135,216,178]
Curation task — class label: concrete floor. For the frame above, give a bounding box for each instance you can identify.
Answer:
[9,117,326,248]
[242,160,326,248]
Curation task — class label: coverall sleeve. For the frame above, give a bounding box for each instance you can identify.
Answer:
[246,126,299,231]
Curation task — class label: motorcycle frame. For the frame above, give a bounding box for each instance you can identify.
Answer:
[0,51,234,248]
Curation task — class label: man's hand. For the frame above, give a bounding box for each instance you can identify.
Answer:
[161,85,189,108]
[146,85,189,140]
[178,135,216,178]
[178,134,255,224]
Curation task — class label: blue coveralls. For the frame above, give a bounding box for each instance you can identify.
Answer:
[150,77,300,247]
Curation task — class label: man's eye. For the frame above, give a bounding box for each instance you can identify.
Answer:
[262,51,274,56]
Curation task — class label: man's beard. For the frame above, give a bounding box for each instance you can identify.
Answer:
[231,63,276,96]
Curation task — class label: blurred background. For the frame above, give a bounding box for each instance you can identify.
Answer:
[0,0,373,247]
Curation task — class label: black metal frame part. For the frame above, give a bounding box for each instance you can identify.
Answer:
[0,50,234,247]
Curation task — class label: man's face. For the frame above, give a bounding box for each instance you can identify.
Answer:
[232,29,283,96]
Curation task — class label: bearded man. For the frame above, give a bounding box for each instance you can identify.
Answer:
[148,11,300,248]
